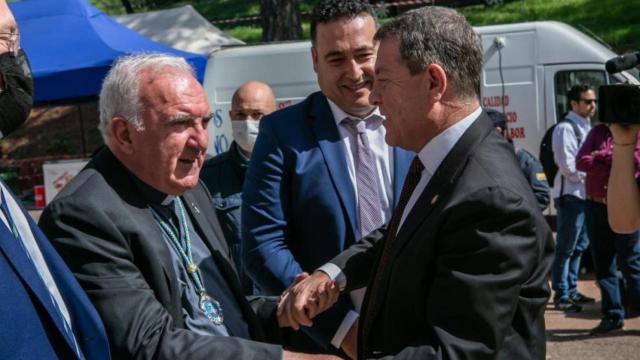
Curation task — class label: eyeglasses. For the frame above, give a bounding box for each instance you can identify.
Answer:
[580,99,597,105]
[0,32,20,56]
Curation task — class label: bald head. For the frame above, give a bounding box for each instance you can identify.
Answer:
[230,81,276,121]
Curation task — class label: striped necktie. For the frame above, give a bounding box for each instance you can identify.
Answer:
[342,117,384,238]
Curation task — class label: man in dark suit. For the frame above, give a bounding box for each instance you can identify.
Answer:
[242,0,413,354]
[39,53,337,360]
[279,6,555,359]
[0,2,110,358]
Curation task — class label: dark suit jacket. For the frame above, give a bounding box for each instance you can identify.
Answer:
[0,183,110,360]
[242,91,413,347]
[38,148,282,360]
[331,113,555,359]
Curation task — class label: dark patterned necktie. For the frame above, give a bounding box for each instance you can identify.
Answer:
[342,117,384,238]
[384,156,425,242]
[361,155,424,354]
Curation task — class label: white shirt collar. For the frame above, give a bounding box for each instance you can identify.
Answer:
[327,98,382,125]
[418,107,483,175]
[566,111,591,129]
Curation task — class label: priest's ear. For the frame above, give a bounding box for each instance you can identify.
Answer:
[108,116,136,154]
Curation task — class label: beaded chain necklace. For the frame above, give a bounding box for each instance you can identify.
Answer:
[151,197,224,325]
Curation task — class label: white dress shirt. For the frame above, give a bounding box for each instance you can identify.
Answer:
[398,107,482,231]
[322,100,394,348]
[321,106,482,347]
[551,111,591,200]
[328,99,394,231]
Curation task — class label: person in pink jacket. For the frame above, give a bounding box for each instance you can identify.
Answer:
[577,123,640,334]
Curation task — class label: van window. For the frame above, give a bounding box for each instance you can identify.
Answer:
[554,70,607,122]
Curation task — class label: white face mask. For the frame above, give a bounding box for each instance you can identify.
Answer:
[231,119,260,153]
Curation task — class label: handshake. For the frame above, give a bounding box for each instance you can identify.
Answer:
[277,271,340,329]
[275,271,359,360]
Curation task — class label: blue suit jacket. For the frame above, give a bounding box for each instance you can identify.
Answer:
[242,92,412,347]
[0,185,110,360]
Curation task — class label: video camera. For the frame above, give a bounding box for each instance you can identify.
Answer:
[599,51,640,124]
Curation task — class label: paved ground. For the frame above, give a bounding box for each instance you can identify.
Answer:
[546,278,640,360]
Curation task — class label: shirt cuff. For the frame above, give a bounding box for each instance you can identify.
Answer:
[330,310,359,349]
[317,262,346,290]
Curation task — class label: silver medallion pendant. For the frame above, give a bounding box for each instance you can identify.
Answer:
[200,294,224,325]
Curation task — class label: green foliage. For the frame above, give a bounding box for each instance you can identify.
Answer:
[225,25,262,43]
[88,0,638,50]
[89,0,128,15]
[227,22,311,44]
[193,0,260,21]
[193,0,319,20]
[460,0,640,50]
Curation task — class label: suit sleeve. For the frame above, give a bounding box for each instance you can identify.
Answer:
[38,197,282,360]
[329,227,386,292]
[370,187,552,360]
[242,115,361,349]
[242,117,304,293]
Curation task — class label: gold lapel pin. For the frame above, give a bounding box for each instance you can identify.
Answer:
[431,195,439,205]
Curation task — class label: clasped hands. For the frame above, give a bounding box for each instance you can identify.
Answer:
[276,271,340,330]
[277,272,359,359]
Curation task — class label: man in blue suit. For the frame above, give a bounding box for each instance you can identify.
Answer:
[0,2,110,358]
[242,0,412,356]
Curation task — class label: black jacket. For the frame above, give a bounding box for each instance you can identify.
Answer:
[332,113,554,359]
[39,148,283,360]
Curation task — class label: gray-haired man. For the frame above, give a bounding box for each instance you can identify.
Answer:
[39,53,338,360]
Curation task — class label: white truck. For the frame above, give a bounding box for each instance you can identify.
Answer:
[202,21,640,157]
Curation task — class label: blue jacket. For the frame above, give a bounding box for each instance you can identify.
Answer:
[516,148,550,211]
[200,141,254,294]
[0,184,110,360]
[242,92,413,347]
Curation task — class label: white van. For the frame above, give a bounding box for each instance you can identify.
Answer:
[202,21,640,157]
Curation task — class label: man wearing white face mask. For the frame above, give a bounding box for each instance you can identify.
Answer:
[200,80,276,295]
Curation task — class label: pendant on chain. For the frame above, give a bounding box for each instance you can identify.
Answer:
[200,294,224,325]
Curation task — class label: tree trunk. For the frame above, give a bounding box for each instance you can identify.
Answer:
[120,0,134,14]
[260,0,302,42]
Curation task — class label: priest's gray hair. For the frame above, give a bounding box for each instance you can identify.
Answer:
[98,53,195,141]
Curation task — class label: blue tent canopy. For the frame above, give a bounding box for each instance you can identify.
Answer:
[9,0,207,104]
